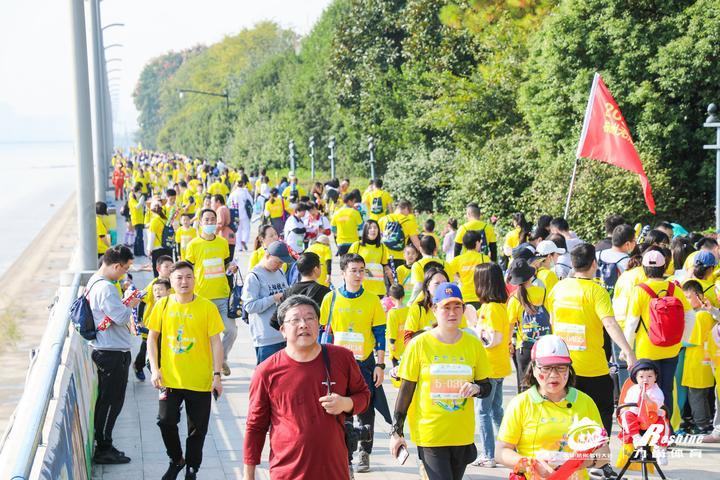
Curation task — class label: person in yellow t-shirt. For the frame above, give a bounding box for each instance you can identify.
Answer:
[685,251,720,307]
[364,178,393,221]
[330,194,363,256]
[386,284,409,389]
[208,178,230,198]
[128,184,146,257]
[263,189,289,236]
[680,280,716,433]
[454,202,497,261]
[281,173,307,201]
[530,239,564,293]
[506,259,551,393]
[305,235,332,287]
[624,248,693,422]
[396,243,420,306]
[409,235,448,302]
[389,282,490,478]
[249,225,280,271]
[319,253,387,469]
[147,261,224,476]
[146,204,171,277]
[377,200,422,264]
[473,262,511,466]
[447,230,491,308]
[96,202,111,259]
[496,335,609,480]
[175,213,197,260]
[184,208,234,375]
[502,212,530,259]
[421,219,442,256]
[548,243,636,437]
[348,220,392,297]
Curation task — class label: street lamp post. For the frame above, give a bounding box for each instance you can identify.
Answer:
[704,103,720,231]
[178,88,230,110]
[368,135,376,180]
[328,136,336,179]
[288,140,297,172]
[309,136,315,179]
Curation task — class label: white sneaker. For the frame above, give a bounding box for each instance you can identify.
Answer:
[470,456,496,468]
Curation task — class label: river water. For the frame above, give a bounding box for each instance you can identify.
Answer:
[0,142,76,277]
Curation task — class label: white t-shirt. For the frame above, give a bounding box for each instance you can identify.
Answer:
[228,187,253,220]
[555,236,583,279]
[596,249,630,273]
[284,215,307,253]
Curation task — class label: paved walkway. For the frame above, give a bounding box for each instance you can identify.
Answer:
[93,217,720,479]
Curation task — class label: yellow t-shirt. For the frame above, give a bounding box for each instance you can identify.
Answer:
[497,386,602,480]
[146,295,224,392]
[627,279,691,360]
[536,267,558,293]
[331,206,363,245]
[175,226,197,260]
[306,242,333,287]
[128,195,145,226]
[547,278,614,377]
[281,184,307,199]
[264,197,286,219]
[612,267,647,330]
[454,219,497,254]
[148,214,165,250]
[208,181,230,197]
[348,242,389,296]
[319,289,386,360]
[503,227,521,257]
[477,302,511,378]
[405,303,468,332]
[398,331,489,447]
[411,256,447,284]
[249,247,266,271]
[97,215,109,255]
[378,213,420,257]
[184,236,230,300]
[447,251,490,303]
[387,306,409,360]
[397,264,414,305]
[507,285,550,348]
[365,189,393,221]
[682,309,714,389]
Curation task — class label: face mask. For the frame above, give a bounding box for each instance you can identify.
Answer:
[201,225,216,235]
[549,261,556,269]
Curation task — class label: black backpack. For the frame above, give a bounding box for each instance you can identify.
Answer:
[382,218,406,251]
[161,224,176,250]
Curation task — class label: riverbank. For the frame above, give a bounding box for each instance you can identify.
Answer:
[0,194,77,433]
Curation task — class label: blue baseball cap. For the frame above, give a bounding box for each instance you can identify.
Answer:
[695,251,718,268]
[266,241,294,264]
[432,282,463,306]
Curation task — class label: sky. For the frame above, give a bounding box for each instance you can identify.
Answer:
[0,0,332,141]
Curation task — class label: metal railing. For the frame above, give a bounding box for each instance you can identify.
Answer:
[0,272,85,479]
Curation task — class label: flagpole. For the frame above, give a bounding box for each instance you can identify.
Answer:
[564,73,601,219]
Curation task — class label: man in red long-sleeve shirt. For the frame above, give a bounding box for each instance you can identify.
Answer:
[243,295,370,480]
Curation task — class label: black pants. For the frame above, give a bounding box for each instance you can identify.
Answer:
[133,224,145,256]
[337,243,351,257]
[417,444,476,480]
[575,374,615,436]
[688,387,713,429]
[151,247,173,277]
[514,344,532,393]
[157,388,212,469]
[356,355,376,455]
[134,339,147,371]
[92,350,131,451]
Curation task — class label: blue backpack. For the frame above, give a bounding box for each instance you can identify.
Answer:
[596,251,628,295]
[69,279,104,340]
[520,290,551,344]
[382,218,406,251]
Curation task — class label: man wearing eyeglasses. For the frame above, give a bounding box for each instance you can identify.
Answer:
[87,245,142,465]
[243,295,370,480]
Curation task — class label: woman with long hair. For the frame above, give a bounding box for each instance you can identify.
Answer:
[348,220,393,297]
[249,224,279,270]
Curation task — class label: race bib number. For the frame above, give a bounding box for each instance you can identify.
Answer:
[180,235,193,249]
[366,263,384,283]
[554,322,587,351]
[429,363,472,400]
[203,258,225,279]
[335,331,365,359]
[703,341,712,366]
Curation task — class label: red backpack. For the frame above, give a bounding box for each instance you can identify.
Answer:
[636,282,685,347]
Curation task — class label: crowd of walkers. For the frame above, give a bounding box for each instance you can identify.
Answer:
[85,149,720,480]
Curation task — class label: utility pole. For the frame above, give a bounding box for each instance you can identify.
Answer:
[309,136,315,179]
[70,0,98,270]
[328,136,336,179]
[704,103,720,231]
[87,0,106,201]
[368,135,376,180]
[288,139,297,172]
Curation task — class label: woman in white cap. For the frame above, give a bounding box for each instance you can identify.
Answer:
[530,240,565,293]
[496,335,610,480]
[390,282,491,480]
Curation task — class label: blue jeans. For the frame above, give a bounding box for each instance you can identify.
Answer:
[255,342,286,364]
[655,356,679,420]
[474,378,504,458]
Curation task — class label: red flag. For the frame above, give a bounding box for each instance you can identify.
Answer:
[576,73,656,214]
